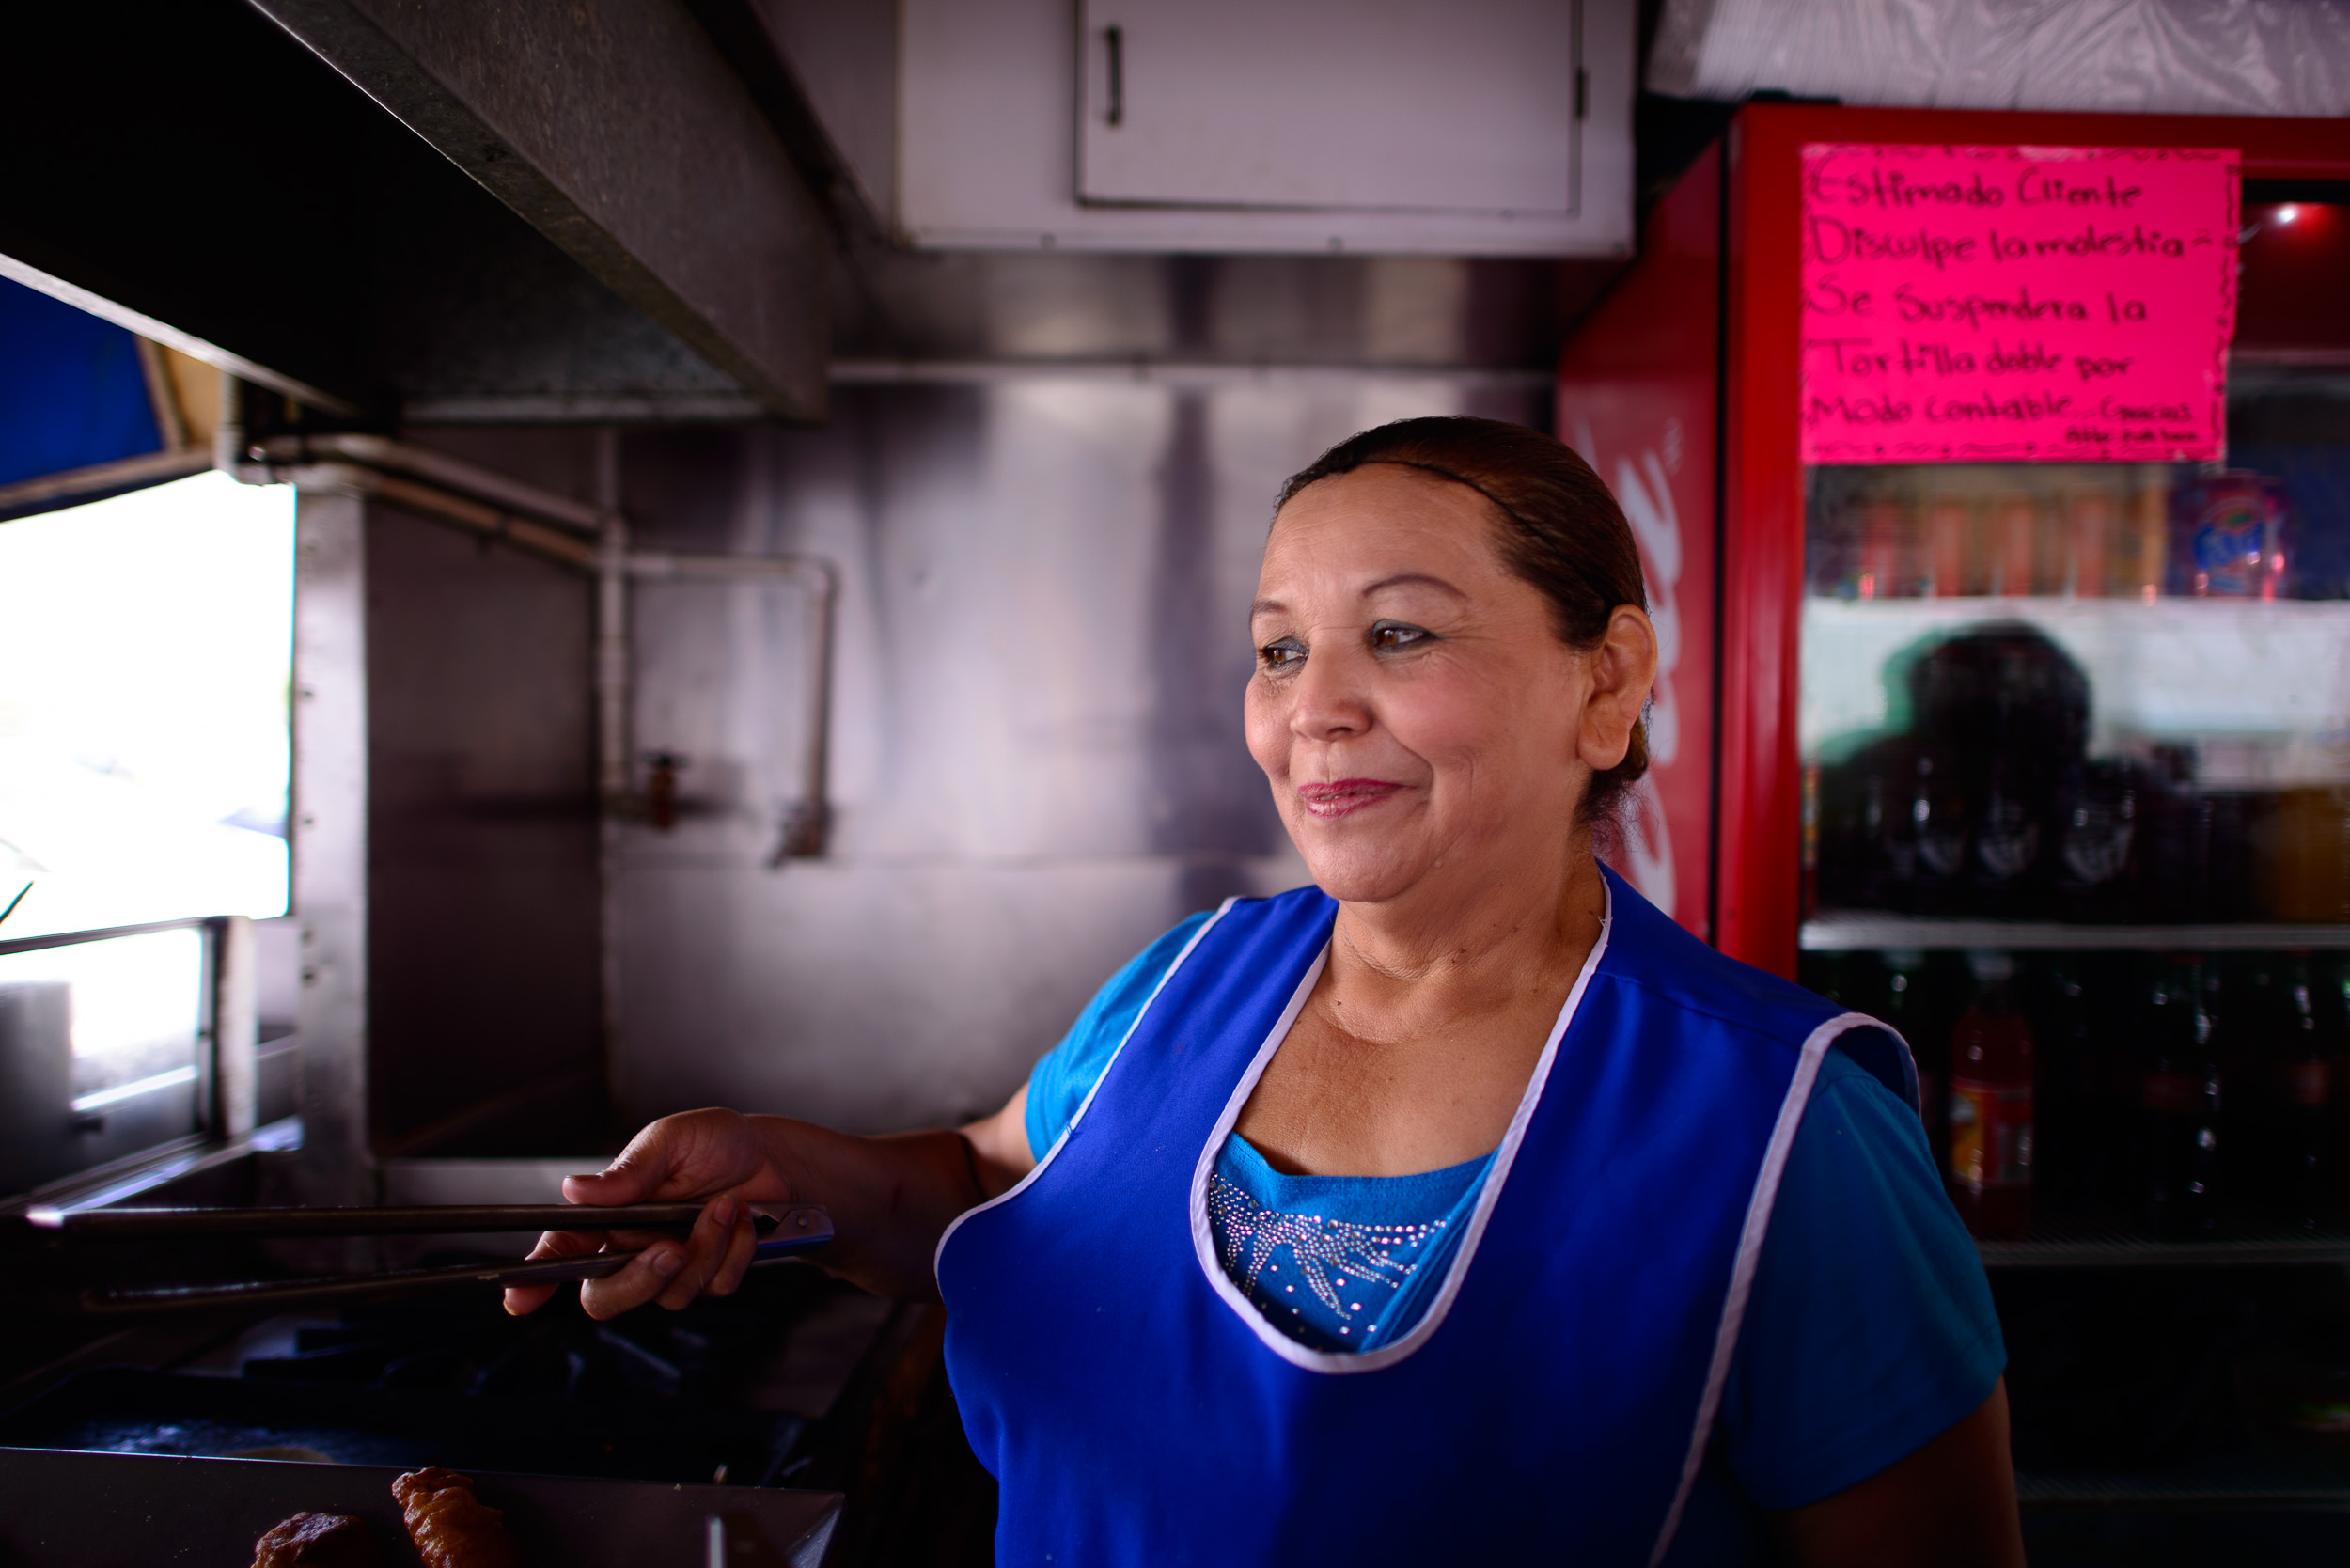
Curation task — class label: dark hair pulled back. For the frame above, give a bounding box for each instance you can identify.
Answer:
[1274,416,1651,832]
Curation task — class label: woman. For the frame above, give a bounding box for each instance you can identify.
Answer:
[509,417,2021,1566]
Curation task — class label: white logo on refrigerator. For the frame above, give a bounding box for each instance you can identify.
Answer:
[1574,418,1684,921]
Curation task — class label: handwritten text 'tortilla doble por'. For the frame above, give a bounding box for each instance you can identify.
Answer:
[1798,143,2237,463]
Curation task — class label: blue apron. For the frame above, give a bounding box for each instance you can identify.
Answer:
[937,868,1911,1566]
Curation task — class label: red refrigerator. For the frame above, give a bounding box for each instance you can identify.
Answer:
[1563,103,2350,1541]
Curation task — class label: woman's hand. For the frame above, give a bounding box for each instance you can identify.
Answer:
[505,1090,1039,1319]
[503,1108,784,1320]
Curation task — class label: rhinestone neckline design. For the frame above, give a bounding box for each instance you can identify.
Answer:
[1206,1170,1450,1343]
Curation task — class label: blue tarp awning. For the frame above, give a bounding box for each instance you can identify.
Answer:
[0,274,174,507]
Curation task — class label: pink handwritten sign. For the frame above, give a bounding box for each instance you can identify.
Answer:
[1800,143,2239,463]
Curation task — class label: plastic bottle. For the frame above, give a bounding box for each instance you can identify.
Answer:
[1991,492,2039,597]
[2142,745,2211,923]
[2065,484,2117,598]
[2026,956,2095,1207]
[1923,493,1973,598]
[2278,954,2342,1229]
[1906,750,1972,915]
[1950,951,2035,1236]
[2053,759,2139,921]
[2126,472,2170,603]
[1879,949,1942,1160]
[2141,957,2225,1236]
[1857,496,1908,600]
[1972,740,2044,917]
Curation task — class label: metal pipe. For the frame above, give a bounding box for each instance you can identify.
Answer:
[250,460,599,571]
[595,442,633,811]
[244,431,604,537]
[218,413,836,857]
[207,914,258,1140]
[625,552,838,858]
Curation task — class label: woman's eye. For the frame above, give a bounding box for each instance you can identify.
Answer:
[1258,635,1308,672]
[1369,620,1433,652]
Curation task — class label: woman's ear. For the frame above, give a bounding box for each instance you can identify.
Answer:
[1576,604,1659,773]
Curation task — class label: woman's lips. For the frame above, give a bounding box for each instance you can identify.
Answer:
[1295,778,1405,821]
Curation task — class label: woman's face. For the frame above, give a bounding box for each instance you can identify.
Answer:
[1246,463,1652,907]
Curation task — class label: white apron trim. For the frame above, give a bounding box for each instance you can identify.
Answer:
[932,898,1236,1286]
[1187,882,1617,1376]
[1645,1010,1891,1567]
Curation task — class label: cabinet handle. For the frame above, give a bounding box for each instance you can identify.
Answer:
[1104,24,1124,128]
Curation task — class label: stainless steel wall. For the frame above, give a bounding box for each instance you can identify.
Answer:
[607,372,1544,1133]
[364,503,603,1152]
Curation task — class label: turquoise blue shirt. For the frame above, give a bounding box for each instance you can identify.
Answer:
[1026,914,2005,1549]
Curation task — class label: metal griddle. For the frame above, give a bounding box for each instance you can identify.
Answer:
[0,1446,839,1567]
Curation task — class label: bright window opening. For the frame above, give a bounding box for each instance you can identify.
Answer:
[0,470,294,941]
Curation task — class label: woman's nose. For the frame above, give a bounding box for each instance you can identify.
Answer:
[1288,641,1371,740]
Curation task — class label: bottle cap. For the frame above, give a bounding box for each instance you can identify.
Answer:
[1966,950,2015,984]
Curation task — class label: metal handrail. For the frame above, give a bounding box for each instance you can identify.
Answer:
[0,914,214,960]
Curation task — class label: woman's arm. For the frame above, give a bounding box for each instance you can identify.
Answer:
[504,1086,1039,1318]
[1768,1382,2025,1568]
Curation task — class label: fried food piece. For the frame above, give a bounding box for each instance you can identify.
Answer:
[392,1467,518,1568]
[249,1512,380,1567]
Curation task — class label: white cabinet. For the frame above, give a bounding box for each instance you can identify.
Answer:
[1076,0,1588,222]
[765,0,1633,258]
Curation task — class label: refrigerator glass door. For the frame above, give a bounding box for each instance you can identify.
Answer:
[1796,196,2350,1243]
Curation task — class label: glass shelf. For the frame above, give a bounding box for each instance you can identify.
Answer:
[1803,595,2350,768]
[1978,1217,2350,1270]
[1800,916,2350,951]
[2018,1419,2350,1508]
[2018,1453,2350,1508]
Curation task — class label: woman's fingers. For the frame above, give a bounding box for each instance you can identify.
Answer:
[654,1196,747,1311]
[577,1240,688,1320]
[503,1280,559,1316]
[561,1166,652,1207]
[563,1107,771,1209]
[509,1200,762,1319]
[501,1227,608,1316]
[707,1201,761,1299]
[516,1110,791,1317]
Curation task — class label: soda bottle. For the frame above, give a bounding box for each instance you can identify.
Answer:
[2142,745,2212,922]
[2277,954,2342,1229]
[2079,952,2138,1209]
[1950,951,2035,1236]
[1905,750,1972,915]
[1857,496,1912,600]
[1864,744,1919,911]
[2231,956,2284,1207]
[1879,949,1943,1158]
[1972,744,2045,917]
[2272,786,2350,923]
[1991,492,2039,597]
[2066,484,2117,598]
[2141,957,2226,1236]
[1854,757,1894,909]
[2053,759,2139,921]
[1807,488,1856,599]
[2124,471,2170,603]
[1802,949,1852,1009]
[2025,956,2097,1207]
[1923,492,1974,598]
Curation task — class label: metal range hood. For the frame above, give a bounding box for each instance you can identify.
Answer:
[0,0,831,428]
